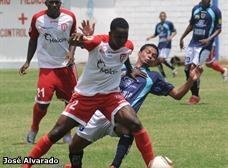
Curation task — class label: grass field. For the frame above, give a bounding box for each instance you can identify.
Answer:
[0,66,228,168]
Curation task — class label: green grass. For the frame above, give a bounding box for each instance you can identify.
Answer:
[0,66,228,168]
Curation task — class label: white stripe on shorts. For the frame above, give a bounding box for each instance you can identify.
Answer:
[61,111,86,126]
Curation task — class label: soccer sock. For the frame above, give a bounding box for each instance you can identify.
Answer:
[158,64,166,78]
[184,68,190,80]
[207,61,225,74]
[69,151,84,168]
[132,128,154,166]
[190,79,200,97]
[111,134,134,168]
[31,103,47,132]
[28,134,53,158]
[185,67,200,97]
[22,135,53,168]
[164,60,175,70]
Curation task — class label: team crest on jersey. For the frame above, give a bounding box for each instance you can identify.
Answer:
[157,25,164,33]
[200,11,207,19]
[61,23,68,31]
[120,53,127,63]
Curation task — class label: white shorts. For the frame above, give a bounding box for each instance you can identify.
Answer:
[185,46,211,65]
[159,48,171,59]
[77,110,116,142]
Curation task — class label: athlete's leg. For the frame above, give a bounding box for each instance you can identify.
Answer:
[163,60,175,70]
[111,134,134,168]
[206,61,225,73]
[31,103,49,132]
[22,115,78,168]
[114,105,154,167]
[185,64,200,97]
[27,69,56,143]
[68,134,92,168]
[157,63,166,78]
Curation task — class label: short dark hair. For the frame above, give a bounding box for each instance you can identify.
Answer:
[110,17,129,31]
[139,44,159,57]
[160,11,166,16]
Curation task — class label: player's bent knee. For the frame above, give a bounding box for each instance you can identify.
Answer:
[129,118,142,132]
[115,105,143,132]
[48,125,67,143]
[48,116,77,142]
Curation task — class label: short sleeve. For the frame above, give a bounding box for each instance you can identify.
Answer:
[189,7,195,25]
[70,13,77,35]
[28,15,39,39]
[170,22,176,33]
[215,8,222,30]
[150,73,174,96]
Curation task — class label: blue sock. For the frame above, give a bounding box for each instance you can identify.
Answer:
[111,134,134,168]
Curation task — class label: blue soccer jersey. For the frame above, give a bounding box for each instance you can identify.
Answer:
[120,67,174,112]
[154,21,176,49]
[189,3,222,48]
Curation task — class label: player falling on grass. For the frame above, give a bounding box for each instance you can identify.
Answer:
[205,43,228,81]
[180,0,222,105]
[19,0,79,144]
[67,43,203,168]
[22,18,154,168]
[146,11,177,80]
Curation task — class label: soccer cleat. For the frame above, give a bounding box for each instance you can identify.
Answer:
[172,68,178,77]
[109,165,116,168]
[26,131,37,144]
[187,95,200,105]
[63,134,72,144]
[222,68,228,81]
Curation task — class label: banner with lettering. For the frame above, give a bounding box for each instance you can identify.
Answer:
[0,0,46,64]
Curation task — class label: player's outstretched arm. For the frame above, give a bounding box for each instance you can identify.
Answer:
[168,66,203,100]
[146,35,156,41]
[19,38,37,75]
[68,33,93,46]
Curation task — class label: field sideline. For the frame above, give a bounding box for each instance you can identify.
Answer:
[0,66,228,168]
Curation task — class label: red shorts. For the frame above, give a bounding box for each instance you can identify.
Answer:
[35,66,77,104]
[62,92,129,126]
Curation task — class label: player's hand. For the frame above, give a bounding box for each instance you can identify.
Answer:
[19,62,30,75]
[189,65,203,81]
[179,39,184,50]
[79,20,95,36]
[128,68,147,79]
[65,52,75,67]
[199,38,210,46]
[69,33,92,46]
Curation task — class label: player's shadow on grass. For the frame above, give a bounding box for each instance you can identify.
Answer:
[12,142,67,145]
[179,102,209,106]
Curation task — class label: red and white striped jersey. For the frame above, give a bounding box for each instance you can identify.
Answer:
[29,8,76,68]
[75,35,134,96]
